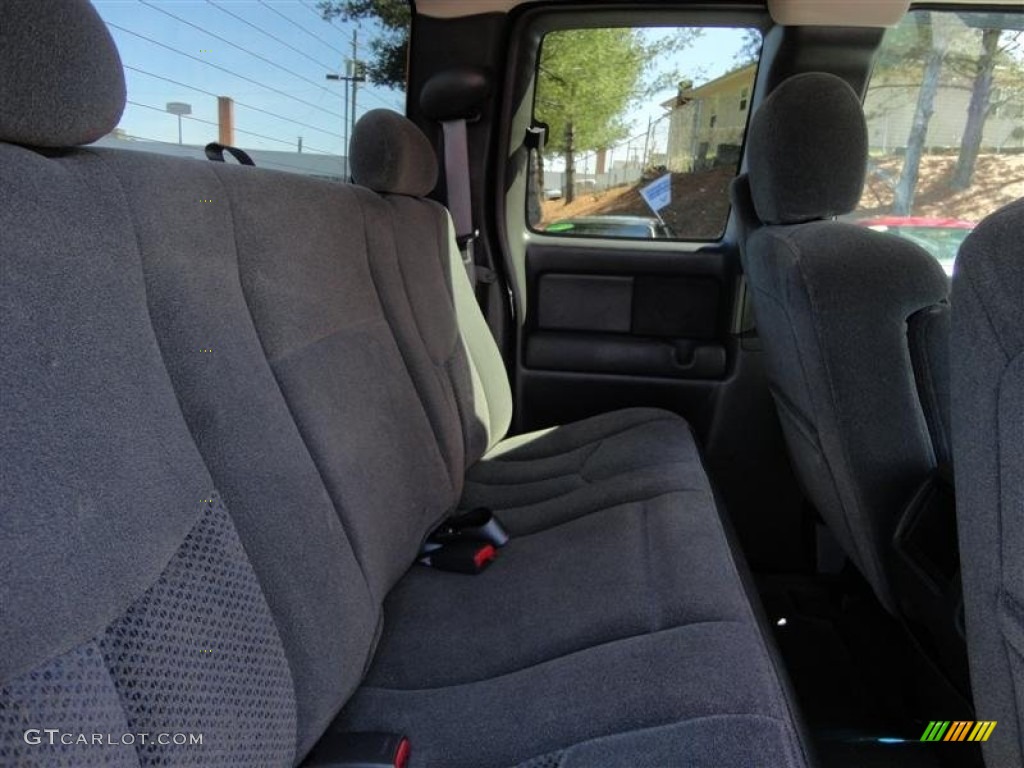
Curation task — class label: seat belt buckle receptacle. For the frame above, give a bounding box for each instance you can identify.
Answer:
[303,732,410,768]
[419,540,497,574]
[431,507,509,548]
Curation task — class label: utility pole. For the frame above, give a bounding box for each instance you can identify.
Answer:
[642,115,653,169]
[349,30,363,147]
[326,32,364,179]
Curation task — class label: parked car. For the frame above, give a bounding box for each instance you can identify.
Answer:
[544,215,674,239]
[856,216,975,274]
[543,187,563,200]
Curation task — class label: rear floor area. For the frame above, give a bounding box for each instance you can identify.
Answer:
[756,570,982,768]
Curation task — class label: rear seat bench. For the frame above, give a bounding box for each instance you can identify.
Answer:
[0,3,811,766]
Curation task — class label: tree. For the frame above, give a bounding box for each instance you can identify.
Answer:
[534,29,652,202]
[892,12,954,216]
[733,29,763,68]
[871,14,1024,208]
[317,0,410,90]
[950,28,1000,190]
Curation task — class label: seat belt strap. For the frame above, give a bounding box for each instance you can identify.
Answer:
[204,142,255,166]
[440,119,477,285]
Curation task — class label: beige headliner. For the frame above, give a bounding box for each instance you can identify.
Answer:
[417,0,1017,26]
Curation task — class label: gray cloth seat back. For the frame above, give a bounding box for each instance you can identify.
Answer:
[92,149,383,754]
[1,0,444,761]
[348,109,514,477]
[175,164,458,603]
[729,173,760,253]
[1,6,306,764]
[739,73,950,612]
[908,303,953,469]
[951,197,1024,766]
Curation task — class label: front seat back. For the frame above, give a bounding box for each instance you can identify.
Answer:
[739,73,949,611]
[951,198,1024,766]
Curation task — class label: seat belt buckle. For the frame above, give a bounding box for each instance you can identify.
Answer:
[432,507,509,548]
[418,508,506,573]
[303,732,410,768]
[456,229,479,252]
[419,540,497,574]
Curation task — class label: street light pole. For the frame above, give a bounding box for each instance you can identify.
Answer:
[165,101,192,145]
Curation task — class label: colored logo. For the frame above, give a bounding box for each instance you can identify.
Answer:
[920,721,997,742]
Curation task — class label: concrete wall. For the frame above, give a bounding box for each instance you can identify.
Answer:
[93,135,349,180]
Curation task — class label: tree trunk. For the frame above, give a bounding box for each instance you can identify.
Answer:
[564,120,575,204]
[528,149,544,227]
[893,13,948,216]
[951,28,1000,191]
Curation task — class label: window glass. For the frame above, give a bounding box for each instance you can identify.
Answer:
[528,26,761,241]
[92,1,408,180]
[854,10,1024,274]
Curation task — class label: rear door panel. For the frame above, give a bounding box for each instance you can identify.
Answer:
[519,241,735,434]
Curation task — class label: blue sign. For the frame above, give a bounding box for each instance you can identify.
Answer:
[639,173,672,213]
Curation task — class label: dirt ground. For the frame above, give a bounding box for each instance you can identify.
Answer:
[540,166,735,240]
[539,154,1024,234]
[858,153,1024,222]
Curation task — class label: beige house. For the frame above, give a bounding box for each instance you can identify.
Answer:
[864,74,1024,152]
[662,62,1024,173]
[662,64,757,173]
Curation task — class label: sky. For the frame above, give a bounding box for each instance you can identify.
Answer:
[94,0,406,156]
[93,2,751,161]
[556,26,754,172]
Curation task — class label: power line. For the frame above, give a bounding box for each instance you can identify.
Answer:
[124,66,342,140]
[298,0,374,57]
[356,85,402,110]
[295,1,400,112]
[106,21,345,120]
[127,3,399,115]
[206,0,339,73]
[137,1,340,101]
[125,99,336,154]
[258,0,347,58]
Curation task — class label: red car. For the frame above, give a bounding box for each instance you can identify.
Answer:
[855,216,975,274]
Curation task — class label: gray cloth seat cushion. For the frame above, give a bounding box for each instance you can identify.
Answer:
[341,621,804,768]
[462,408,711,534]
[365,485,748,691]
[340,486,807,768]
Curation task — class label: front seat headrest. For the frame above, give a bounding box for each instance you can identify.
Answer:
[747,72,867,225]
[350,109,438,197]
[0,0,126,147]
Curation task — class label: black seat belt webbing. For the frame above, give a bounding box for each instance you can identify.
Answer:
[204,142,255,166]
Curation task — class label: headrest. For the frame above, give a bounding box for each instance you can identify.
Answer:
[747,72,867,225]
[420,68,490,122]
[0,0,126,147]
[350,110,438,197]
